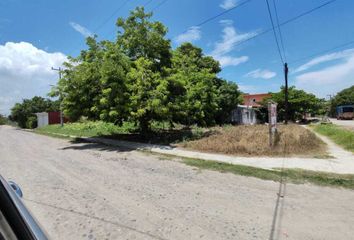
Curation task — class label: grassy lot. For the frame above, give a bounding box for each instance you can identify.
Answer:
[37,121,327,157]
[183,158,354,189]
[312,124,354,153]
[180,124,326,157]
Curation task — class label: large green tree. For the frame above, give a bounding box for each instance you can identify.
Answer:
[51,7,241,132]
[116,7,171,70]
[168,43,240,126]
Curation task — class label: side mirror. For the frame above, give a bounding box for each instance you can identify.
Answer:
[8,181,23,198]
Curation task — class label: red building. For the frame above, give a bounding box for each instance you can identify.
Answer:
[242,93,271,107]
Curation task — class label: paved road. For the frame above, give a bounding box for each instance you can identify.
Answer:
[1,125,354,240]
[330,118,354,130]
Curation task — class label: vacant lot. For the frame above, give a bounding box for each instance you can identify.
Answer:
[180,125,326,157]
[312,123,354,153]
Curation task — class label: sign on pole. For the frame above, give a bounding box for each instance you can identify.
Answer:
[268,102,277,147]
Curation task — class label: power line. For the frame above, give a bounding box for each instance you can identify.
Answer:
[178,0,252,35]
[93,0,130,34]
[265,0,284,64]
[227,0,338,50]
[290,39,354,65]
[151,0,169,12]
[144,0,154,7]
[272,0,287,62]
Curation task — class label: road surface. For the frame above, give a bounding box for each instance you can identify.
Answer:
[330,118,354,130]
[1,125,354,240]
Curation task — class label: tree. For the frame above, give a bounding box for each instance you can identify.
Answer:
[0,114,7,125]
[260,87,325,122]
[10,97,59,128]
[330,85,354,116]
[116,7,171,70]
[127,57,169,133]
[168,43,240,126]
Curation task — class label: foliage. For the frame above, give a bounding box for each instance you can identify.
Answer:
[116,7,171,70]
[36,121,137,137]
[10,96,59,128]
[0,114,7,125]
[260,86,325,122]
[50,7,241,134]
[312,124,354,153]
[329,85,354,116]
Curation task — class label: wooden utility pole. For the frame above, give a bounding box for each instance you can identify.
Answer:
[284,63,289,124]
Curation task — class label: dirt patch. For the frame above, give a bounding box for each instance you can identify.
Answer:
[179,124,326,157]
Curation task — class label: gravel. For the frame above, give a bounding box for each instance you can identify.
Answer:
[1,125,354,240]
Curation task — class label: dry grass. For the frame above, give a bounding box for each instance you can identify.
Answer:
[179,124,326,157]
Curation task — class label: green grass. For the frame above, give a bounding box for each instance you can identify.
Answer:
[183,158,354,189]
[312,124,354,153]
[36,120,209,145]
[36,121,137,137]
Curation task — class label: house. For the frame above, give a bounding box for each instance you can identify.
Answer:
[242,93,271,107]
[35,111,66,128]
[230,93,271,125]
[231,105,257,125]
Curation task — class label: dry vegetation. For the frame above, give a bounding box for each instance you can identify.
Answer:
[179,124,326,157]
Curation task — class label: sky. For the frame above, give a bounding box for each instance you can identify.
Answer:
[0,0,354,115]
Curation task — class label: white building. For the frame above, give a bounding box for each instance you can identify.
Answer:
[35,112,49,128]
[231,105,257,125]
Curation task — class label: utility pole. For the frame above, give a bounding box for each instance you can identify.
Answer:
[51,67,63,127]
[284,63,289,125]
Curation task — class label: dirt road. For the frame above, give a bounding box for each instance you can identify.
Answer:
[1,125,353,240]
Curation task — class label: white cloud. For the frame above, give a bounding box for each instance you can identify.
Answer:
[0,42,67,115]
[210,20,257,68]
[220,0,237,10]
[295,49,354,97]
[293,48,354,73]
[216,56,249,67]
[69,22,92,37]
[175,26,201,44]
[245,69,276,79]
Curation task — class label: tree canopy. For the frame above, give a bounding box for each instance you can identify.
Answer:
[260,86,325,122]
[50,7,241,133]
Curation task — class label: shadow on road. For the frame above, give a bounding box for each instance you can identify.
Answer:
[60,138,135,153]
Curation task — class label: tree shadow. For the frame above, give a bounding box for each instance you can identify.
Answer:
[97,128,217,146]
[60,138,135,153]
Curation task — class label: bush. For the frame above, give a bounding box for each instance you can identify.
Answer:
[26,116,38,129]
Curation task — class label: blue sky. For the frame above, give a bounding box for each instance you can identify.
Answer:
[1,0,354,114]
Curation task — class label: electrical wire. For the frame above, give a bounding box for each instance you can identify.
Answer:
[151,0,169,12]
[178,0,252,35]
[290,39,354,65]
[144,0,154,7]
[93,0,131,34]
[224,0,338,51]
[265,0,285,64]
[272,0,287,62]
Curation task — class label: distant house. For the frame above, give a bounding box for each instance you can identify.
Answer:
[35,112,67,128]
[242,93,271,107]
